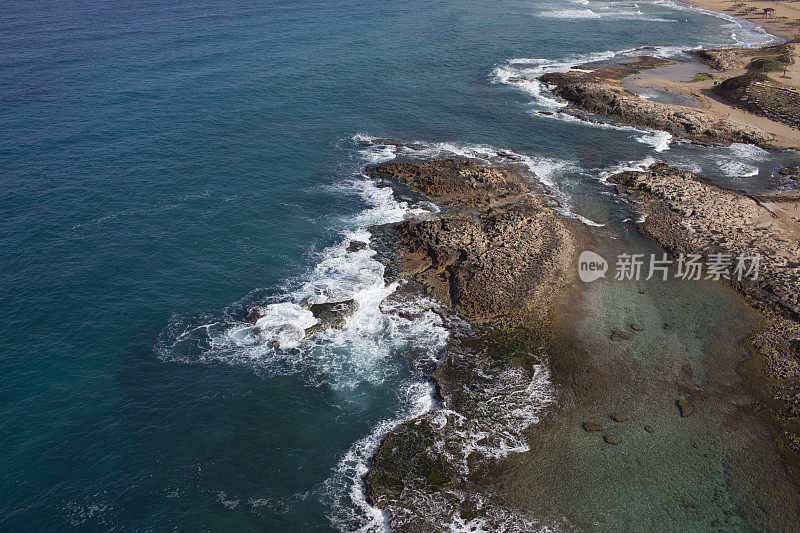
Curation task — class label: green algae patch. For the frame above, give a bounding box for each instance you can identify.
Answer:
[365,418,455,502]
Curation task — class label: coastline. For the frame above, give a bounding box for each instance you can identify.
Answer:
[359,151,579,530]
[508,0,800,150]
[676,0,800,147]
[357,5,800,530]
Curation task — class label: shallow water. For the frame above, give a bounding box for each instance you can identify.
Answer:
[497,229,800,530]
[1,0,799,530]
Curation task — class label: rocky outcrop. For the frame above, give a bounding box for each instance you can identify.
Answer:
[346,240,367,252]
[369,158,531,209]
[713,74,800,130]
[540,72,775,146]
[370,158,575,324]
[687,48,746,71]
[608,164,800,319]
[304,299,359,336]
[364,157,576,529]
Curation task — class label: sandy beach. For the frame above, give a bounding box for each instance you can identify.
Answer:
[621,0,800,148]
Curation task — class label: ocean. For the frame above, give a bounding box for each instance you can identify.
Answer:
[0,0,796,530]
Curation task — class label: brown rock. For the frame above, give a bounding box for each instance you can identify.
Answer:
[644,425,654,433]
[583,421,603,431]
[611,329,632,341]
[346,240,367,253]
[610,413,628,422]
[247,307,266,324]
[631,323,644,331]
[604,434,621,445]
[539,71,774,147]
[677,397,694,417]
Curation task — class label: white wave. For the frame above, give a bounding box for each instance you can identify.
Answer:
[538,7,675,22]
[362,135,606,227]
[637,130,672,152]
[157,147,448,389]
[597,156,658,182]
[713,142,768,177]
[327,379,437,532]
[432,364,557,467]
[494,47,686,154]
[647,0,780,48]
[718,160,759,177]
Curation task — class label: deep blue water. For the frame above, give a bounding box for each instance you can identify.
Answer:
[1,0,795,530]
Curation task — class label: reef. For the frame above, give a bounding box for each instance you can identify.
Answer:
[362,157,576,529]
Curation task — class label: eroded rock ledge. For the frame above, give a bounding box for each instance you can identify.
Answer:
[363,157,576,530]
[538,58,775,147]
[608,163,800,464]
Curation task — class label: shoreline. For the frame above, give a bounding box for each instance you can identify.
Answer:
[675,0,800,147]
[357,150,580,530]
[608,162,800,485]
[512,0,800,150]
[356,5,800,528]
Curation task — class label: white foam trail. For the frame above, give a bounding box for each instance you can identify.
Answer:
[597,156,658,182]
[353,135,605,227]
[647,0,780,47]
[537,6,675,22]
[637,130,673,152]
[713,142,768,177]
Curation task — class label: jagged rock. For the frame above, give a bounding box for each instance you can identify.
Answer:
[604,435,621,445]
[346,240,367,253]
[610,413,628,422]
[308,299,359,330]
[677,397,694,417]
[538,70,774,147]
[583,421,603,431]
[247,307,266,324]
[687,48,746,71]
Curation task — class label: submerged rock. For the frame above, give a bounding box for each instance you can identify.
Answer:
[604,434,621,445]
[583,421,604,431]
[676,397,694,417]
[644,425,655,433]
[631,323,644,332]
[611,329,632,341]
[610,413,628,422]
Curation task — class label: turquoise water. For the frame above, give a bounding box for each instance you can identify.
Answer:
[1,0,797,530]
